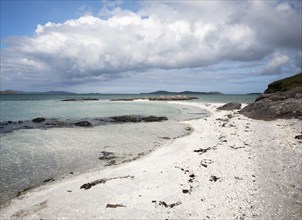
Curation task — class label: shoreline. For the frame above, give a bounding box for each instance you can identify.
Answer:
[0,102,301,219]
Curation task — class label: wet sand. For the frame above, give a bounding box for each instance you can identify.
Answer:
[0,102,301,219]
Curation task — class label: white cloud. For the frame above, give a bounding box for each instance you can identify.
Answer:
[1,0,301,89]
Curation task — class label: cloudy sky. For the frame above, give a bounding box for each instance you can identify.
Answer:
[1,0,301,94]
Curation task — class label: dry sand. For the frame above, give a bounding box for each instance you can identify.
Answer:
[0,102,301,219]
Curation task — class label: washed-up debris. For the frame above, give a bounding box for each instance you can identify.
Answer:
[98,151,116,160]
[106,204,126,208]
[182,189,190,194]
[43,178,55,183]
[80,175,134,190]
[152,200,182,208]
[200,159,214,168]
[209,175,220,182]
[194,147,211,154]
[175,166,190,174]
[230,145,245,149]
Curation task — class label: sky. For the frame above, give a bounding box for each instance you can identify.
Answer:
[0,0,301,94]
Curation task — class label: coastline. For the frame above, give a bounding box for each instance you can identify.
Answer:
[0,102,301,219]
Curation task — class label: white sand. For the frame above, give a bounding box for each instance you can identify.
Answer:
[0,102,301,219]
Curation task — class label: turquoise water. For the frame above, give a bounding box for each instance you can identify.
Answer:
[0,93,256,206]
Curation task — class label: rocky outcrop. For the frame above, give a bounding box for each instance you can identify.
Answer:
[239,73,302,120]
[217,103,242,111]
[111,95,198,101]
[111,115,168,123]
[0,115,169,133]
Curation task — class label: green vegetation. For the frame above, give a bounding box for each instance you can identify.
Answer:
[265,73,302,93]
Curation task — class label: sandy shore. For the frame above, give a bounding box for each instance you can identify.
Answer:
[0,102,301,219]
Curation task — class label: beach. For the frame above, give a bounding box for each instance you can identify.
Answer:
[0,101,301,219]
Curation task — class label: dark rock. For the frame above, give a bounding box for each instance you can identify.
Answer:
[295,135,302,140]
[111,115,142,123]
[217,103,242,111]
[111,115,168,123]
[18,121,23,123]
[32,117,45,123]
[8,121,13,124]
[182,189,190,194]
[239,87,302,120]
[74,121,92,127]
[240,74,302,120]
[142,116,168,122]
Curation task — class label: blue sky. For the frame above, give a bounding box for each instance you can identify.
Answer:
[1,0,301,94]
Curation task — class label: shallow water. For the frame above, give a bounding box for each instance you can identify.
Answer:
[0,96,208,206]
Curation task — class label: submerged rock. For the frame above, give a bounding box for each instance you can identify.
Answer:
[217,103,242,111]
[240,73,302,120]
[32,117,45,123]
[111,115,142,123]
[111,115,168,123]
[142,116,168,122]
[74,121,92,127]
[62,98,99,101]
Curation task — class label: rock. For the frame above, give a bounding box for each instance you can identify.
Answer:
[142,116,168,122]
[111,115,168,123]
[182,189,190,194]
[111,115,142,122]
[74,121,92,127]
[295,135,302,140]
[217,103,242,110]
[240,73,302,120]
[32,117,45,123]
[240,86,302,120]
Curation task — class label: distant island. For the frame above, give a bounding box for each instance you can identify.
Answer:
[140,90,223,95]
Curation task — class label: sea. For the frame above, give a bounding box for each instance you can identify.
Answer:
[0,93,257,206]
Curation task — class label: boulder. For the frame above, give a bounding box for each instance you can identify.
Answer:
[240,73,302,120]
[217,103,242,111]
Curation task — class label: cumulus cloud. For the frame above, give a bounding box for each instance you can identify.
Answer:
[1,0,301,88]
[256,52,289,75]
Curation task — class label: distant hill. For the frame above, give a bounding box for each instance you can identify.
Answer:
[43,91,75,94]
[140,90,223,95]
[0,90,75,95]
